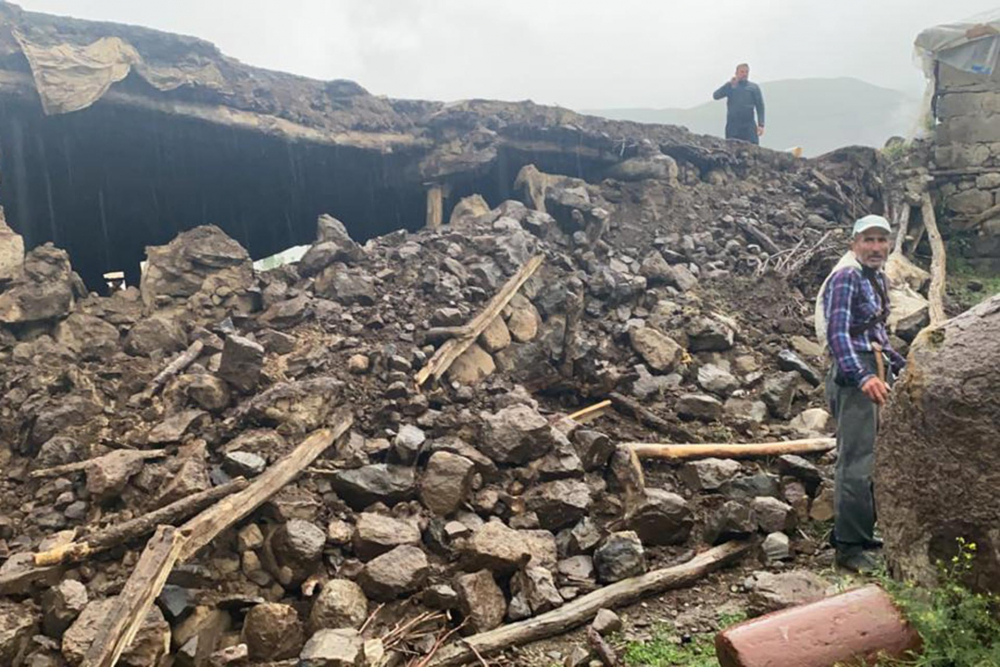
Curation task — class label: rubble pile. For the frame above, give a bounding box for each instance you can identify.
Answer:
[0,145,909,666]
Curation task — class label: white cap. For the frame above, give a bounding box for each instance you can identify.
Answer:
[852,214,891,238]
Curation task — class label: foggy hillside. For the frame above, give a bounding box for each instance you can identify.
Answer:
[584,77,923,157]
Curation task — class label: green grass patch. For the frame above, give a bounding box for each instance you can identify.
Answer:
[877,538,1000,666]
[619,610,747,667]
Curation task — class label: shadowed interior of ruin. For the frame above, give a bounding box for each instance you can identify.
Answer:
[0,94,621,291]
[0,97,430,290]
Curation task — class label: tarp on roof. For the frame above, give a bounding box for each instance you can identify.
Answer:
[915,10,1000,76]
[9,27,227,115]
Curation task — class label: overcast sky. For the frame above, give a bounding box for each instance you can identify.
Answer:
[11,0,1000,109]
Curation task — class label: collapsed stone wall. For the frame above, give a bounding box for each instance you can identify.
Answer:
[931,62,1000,267]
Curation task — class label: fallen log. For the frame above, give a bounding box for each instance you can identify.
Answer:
[34,477,249,567]
[428,540,752,666]
[892,202,911,257]
[567,400,612,424]
[921,192,946,325]
[608,392,694,443]
[178,410,353,560]
[415,254,544,388]
[29,449,168,480]
[735,218,780,255]
[625,438,835,461]
[81,525,187,667]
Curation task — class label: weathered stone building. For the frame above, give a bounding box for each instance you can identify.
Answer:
[918,15,1000,270]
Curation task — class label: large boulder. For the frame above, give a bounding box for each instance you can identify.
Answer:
[140,225,253,309]
[877,296,1000,592]
[0,210,24,285]
[0,243,75,324]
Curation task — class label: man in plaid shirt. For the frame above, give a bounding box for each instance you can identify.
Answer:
[821,214,905,573]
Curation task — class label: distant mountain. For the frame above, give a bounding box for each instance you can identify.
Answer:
[583,77,922,157]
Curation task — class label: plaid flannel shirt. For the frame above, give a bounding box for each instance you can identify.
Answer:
[823,266,906,388]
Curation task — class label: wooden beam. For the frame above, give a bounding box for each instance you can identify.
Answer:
[608,392,695,443]
[921,193,947,325]
[81,525,187,667]
[34,478,248,567]
[178,411,352,560]
[415,254,544,389]
[426,184,444,230]
[892,202,911,257]
[29,449,168,480]
[567,400,612,424]
[625,437,835,461]
[134,340,205,403]
[428,540,752,666]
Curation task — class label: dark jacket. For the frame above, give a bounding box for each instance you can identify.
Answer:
[713,79,765,143]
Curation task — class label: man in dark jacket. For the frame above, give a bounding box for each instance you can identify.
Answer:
[713,63,765,144]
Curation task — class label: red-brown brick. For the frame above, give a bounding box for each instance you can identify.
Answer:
[715,585,921,667]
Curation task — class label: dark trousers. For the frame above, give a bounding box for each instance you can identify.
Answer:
[825,352,885,553]
[725,119,759,145]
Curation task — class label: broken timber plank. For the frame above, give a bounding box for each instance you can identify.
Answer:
[921,192,947,325]
[140,340,205,400]
[178,410,353,560]
[34,477,249,567]
[567,400,612,424]
[428,540,752,666]
[892,202,911,257]
[415,254,544,388]
[29,449,168,480]
[608,392,695,443]
[81,525,187,667]
[735,218,780,255]
[626,437,836,461]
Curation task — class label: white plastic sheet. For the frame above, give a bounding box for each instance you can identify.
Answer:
[915,10,1000,76]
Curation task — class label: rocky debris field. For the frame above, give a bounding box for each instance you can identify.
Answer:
[0,142,930,667]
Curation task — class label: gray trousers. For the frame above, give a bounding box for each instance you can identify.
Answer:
[825,352,885,552]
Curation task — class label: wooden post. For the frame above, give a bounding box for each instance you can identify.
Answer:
[921,193,947,325]
[626,438,836,461]
[426,183,444,230]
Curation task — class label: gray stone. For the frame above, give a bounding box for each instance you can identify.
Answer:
[592,609,622,636]
[314,266,377,306]
[761,372,799,419]
[593,531,646,583]
[724,398,768,425]
[624,489,693,546]
[330,464,416,510]
[524,479,592,530]
[720,473,781,501]
[242,603,304,662]
[557,517,603,556]
[752,497,797,534]
[511,566,563,615]
[745,570,828,615]
[358,545,429,601]
[392,424,426,465]
[447,343,495,385]
[788,408,831,435]
[480,405,555,465]
[679,458,741,492]
[352,513,421,560]
[63,598,170,666]
[420,451,476,516]
[0,600,36,665]
[455,570,507,632]
[217,335,265,392]
[697,364,740,397]
[299,628,363,667]
[479,317,512,353]
[268,520,326,586]
[86,450,150,503]
[42,579,87,637]
[0,213,23,285]
[183,373,231,412]
[156,444,211,505]
[704,501,757,545]
[459,521,532,574]
[760,532,792,563]
[776,455,823,487]
[308,580,369,632]
[54,313,120,360]
[687,315,735,352]
[571,429,616,472]
[146,409,209,445]
[777,350,822,387]
[237,524,264,551]
[557,556,595,584]
[676,393,723,422]
[223,451,266,477]
[124,315,187,357]
[629,327,683,373]
[0,244,74,324]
